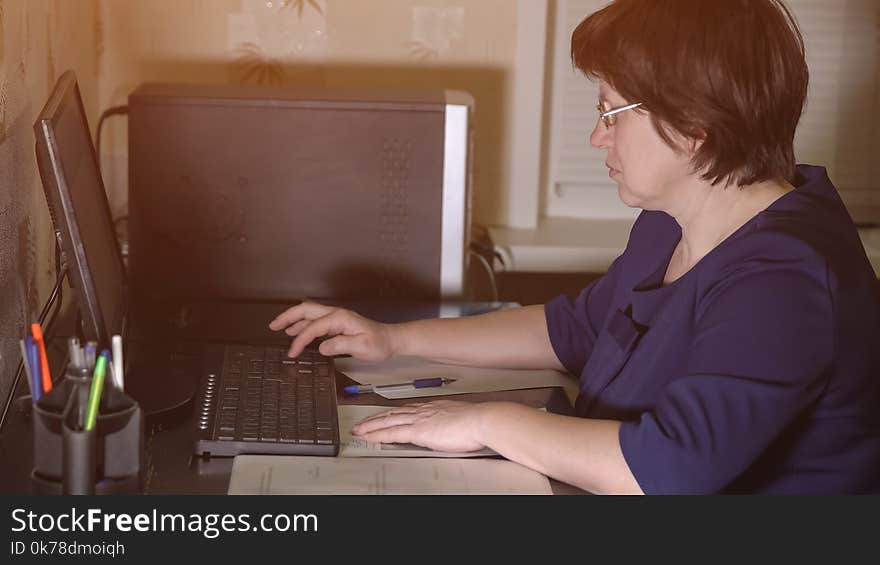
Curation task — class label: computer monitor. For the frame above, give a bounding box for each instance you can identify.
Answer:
[34,71,127,346]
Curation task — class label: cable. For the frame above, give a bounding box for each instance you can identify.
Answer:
[95,105,130,259]
[468,223,505,302]
[43,242,66,340]
[469,250,499,303]
[95,104,128,223]
[0,245,68,432]
[469,239,506,299]
[469,238,506,272]
[95,105,128,176]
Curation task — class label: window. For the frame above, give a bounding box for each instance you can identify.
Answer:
[542,0,880,220]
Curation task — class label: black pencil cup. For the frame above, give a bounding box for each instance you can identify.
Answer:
[31,369,144,495]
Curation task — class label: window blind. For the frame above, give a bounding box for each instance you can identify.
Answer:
[544,0,880,220]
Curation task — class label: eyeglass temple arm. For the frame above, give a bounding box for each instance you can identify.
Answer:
[601,102,643,117]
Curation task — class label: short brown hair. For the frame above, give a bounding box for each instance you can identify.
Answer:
[572,0,809,187]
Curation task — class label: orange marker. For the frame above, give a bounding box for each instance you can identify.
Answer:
[31,323,53,393]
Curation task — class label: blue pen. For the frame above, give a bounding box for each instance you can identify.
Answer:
[19,339,36,402]
[26,337,42,402]
[343,377,456,395]
[84,343,97,370]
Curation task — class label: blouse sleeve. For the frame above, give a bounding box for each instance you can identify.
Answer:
[544,256,623,376]
[618,252,834,494]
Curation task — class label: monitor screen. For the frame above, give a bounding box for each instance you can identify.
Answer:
[34,71,126,344]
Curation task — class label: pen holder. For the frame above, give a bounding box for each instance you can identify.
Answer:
[31,369,144,495]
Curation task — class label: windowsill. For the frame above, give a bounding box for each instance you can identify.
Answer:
[488,217,635,273]
[489,217,880,277]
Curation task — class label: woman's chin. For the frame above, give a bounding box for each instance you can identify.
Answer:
[616,183,642,209]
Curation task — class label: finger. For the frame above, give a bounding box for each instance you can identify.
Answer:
[354,407,421,427]
[269,304,304,331]
[359,426,418,446]
[284,319,311,337]
[288,310,349,357]
[270,302,334,331]
[353,409,419,430]
[352,411,421,435]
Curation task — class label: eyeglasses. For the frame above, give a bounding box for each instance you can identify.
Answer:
[596,100,643,128]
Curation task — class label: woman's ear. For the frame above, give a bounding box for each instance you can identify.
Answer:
[688,130,706,153]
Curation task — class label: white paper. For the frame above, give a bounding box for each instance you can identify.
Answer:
[338,405,496,458]
[228,455,552,495]
[335,356,578,400]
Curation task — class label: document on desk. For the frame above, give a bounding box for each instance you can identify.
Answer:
[335,356,577,400]
[338,405,496,457]
[228,455,552,495]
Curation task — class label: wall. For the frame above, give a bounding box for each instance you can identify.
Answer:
[96,0,520,229]
[0,0,99,403]
[0,0,521,402]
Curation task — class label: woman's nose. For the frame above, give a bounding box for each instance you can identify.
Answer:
[590,121,612,149]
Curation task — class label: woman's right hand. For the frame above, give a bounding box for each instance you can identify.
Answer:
[268,302,399,361]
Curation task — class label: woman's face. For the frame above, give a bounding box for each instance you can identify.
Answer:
[590,82,697,211]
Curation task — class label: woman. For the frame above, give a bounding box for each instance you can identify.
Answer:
[270,0,880,494]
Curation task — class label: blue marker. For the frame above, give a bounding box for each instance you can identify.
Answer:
[26,336,42,402]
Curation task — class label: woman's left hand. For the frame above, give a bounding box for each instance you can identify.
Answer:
[351,400,490,453]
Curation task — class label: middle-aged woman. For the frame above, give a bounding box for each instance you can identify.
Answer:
[270,0,880,494]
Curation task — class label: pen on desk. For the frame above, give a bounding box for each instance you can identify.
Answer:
[19,339,36,402]
[26,337,43,402]
[111,334,124,391]
[31,323,53,393]
[343,377,456,395]
[84,350,109,431]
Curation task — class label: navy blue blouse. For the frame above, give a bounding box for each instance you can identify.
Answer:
[545,165,880,494]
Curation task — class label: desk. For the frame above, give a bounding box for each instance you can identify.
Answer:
[149,378,584,495]
[0,372,584,495]
[0,304,587,495]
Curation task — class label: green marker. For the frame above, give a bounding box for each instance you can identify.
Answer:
[84,350,109,431]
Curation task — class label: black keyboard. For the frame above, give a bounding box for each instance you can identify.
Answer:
[193,345,339,457]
